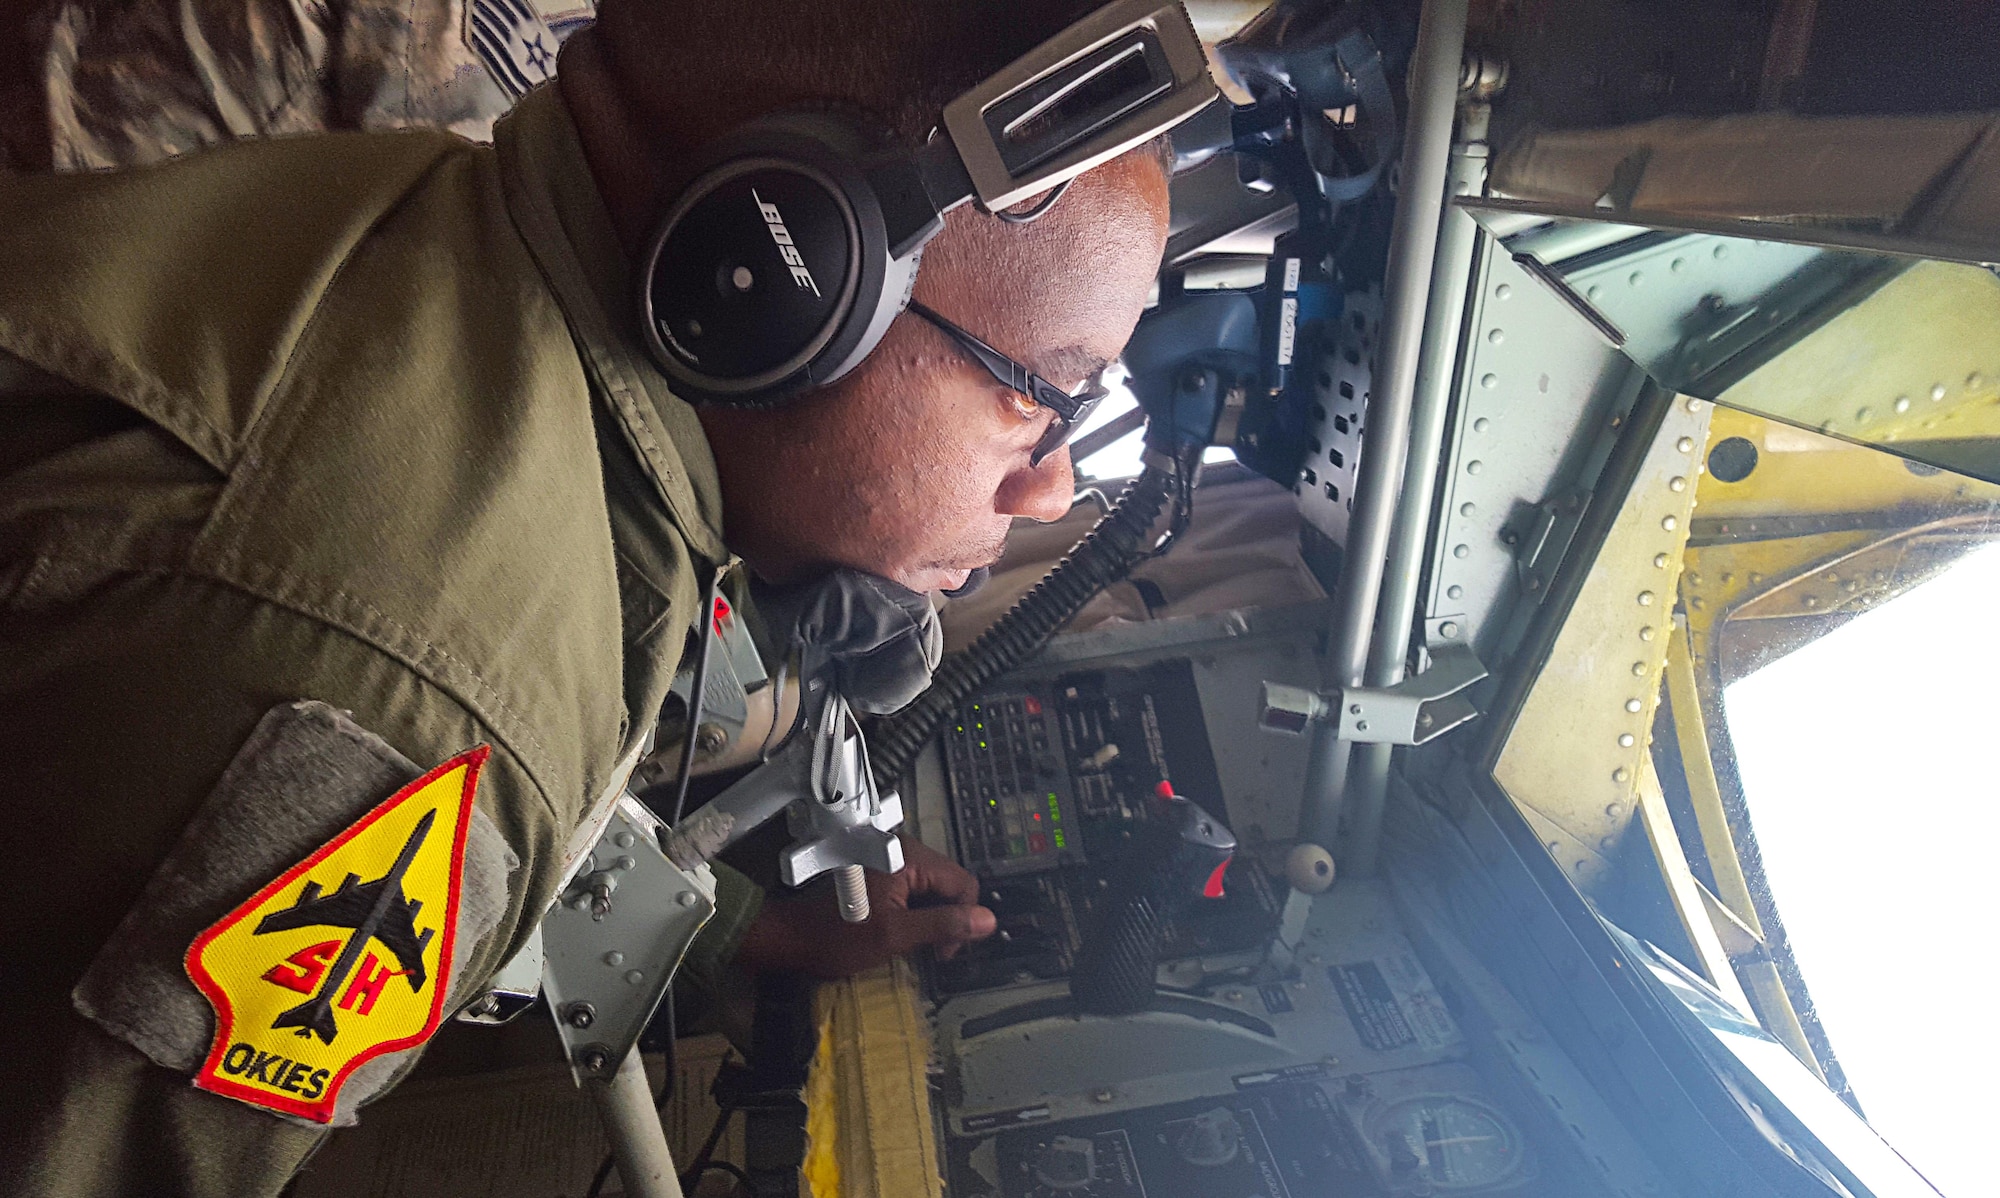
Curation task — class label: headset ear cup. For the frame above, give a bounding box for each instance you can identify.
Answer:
[826,238,925,394]
[636,116,936,409]
[639,158,861,406]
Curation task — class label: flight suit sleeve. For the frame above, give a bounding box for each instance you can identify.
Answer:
[0,617,564,1196]
[676,860,765,1010]
[0,393,566,1196]
[0,357,772,1196]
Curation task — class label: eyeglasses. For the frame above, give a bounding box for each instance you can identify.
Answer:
[906,300,1109,467]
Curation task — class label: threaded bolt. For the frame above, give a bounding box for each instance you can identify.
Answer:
[834,865,870,923]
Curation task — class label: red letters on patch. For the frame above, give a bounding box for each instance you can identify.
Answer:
[337,953,414,1017]
[261,940,342,995]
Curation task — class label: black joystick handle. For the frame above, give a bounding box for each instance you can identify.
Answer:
[1071,785,1236,1016]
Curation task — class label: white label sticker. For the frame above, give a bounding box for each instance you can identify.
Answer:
[1330,951,1461,1054]
[1277,297,1299,366]
[1283,257,1301,293]
[1382,950,1459,1050]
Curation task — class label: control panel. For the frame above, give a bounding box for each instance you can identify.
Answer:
[936,660,1281,997]
[920,648,1673,1198]
[948,1081,1376,1198]
[942,692,1078,875]
[944,1066,1539,1198]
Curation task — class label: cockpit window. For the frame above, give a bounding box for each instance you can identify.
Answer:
[1717,528,2000,1198]
[1643,406,2000,1197]
[1474,198,2000,1193]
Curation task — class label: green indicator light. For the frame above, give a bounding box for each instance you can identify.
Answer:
[1053,830,1067,849]
[975,722,984,730]
[979,741,986,749]
[971,704,980,711]
[956,725,964,733]
[989,798,998,807]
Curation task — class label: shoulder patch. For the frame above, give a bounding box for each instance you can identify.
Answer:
[185,746,489,1123]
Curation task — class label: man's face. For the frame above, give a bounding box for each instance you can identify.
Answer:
[698,150,1170,592]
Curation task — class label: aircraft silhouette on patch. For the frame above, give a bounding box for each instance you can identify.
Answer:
[253,810,437,1044]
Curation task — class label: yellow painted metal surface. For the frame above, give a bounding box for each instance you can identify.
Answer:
[1692,405,1990,521]
[1634,747,1752,1012]
[1660,617,1823,1074]
[1680,406,2000,675]
[1719,261,2000,471]
[1493,396,1712,891]
[1657,404,2000,1075]
[1493,391,1996,1070]
[1661,615,1760,935]
[800,961,945,1198]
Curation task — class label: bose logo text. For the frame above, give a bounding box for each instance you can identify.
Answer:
[753,190,822,297]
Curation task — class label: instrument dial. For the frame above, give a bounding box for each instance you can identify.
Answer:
[1367,1095,1524,1190]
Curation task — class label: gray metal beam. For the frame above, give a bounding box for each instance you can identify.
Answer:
[1299,0,1471,857]
[1342,129,1493,876]
[589,1047,685,1198]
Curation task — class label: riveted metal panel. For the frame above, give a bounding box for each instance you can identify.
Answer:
[1423,240,1645,666]
[1491,397,1713,891]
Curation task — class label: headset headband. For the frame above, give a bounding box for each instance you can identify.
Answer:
[932,0,1216,214]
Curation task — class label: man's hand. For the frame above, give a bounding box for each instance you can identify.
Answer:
[734,836,996,979]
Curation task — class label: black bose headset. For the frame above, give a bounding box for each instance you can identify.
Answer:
[634,0,1218,408]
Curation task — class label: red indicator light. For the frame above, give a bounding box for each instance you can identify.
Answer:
[713,596,732,633]
[1024,695,1043,715]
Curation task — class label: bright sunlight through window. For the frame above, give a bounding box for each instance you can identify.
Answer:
[1722,540,2000,1198]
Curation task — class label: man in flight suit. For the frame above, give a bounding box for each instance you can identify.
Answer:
[0,0,1174,1193]
[5,0,990,1076]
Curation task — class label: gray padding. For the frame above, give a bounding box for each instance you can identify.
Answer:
[754,569,943,715]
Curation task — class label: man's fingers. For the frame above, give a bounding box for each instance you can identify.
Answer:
[897,836,982,906]
[885,902,997,957]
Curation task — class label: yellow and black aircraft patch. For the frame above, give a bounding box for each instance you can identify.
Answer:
[185,745,489,1122]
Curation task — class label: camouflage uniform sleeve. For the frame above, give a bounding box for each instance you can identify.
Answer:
[34,0,588,170]
[41,0,334,170]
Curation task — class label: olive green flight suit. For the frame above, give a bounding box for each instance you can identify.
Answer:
[0,84,761,1196]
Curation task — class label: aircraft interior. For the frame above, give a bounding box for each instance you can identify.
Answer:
[265,1,1999,1195]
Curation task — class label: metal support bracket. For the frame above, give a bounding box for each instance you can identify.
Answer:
[456,923,544,1025]
[1260,643,1488,745]
[1515,488,1592,602]
[543,794,717,1085]
[780,695,904,887]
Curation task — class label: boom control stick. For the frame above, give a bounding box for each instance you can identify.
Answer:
[1070,784,1236,1015]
